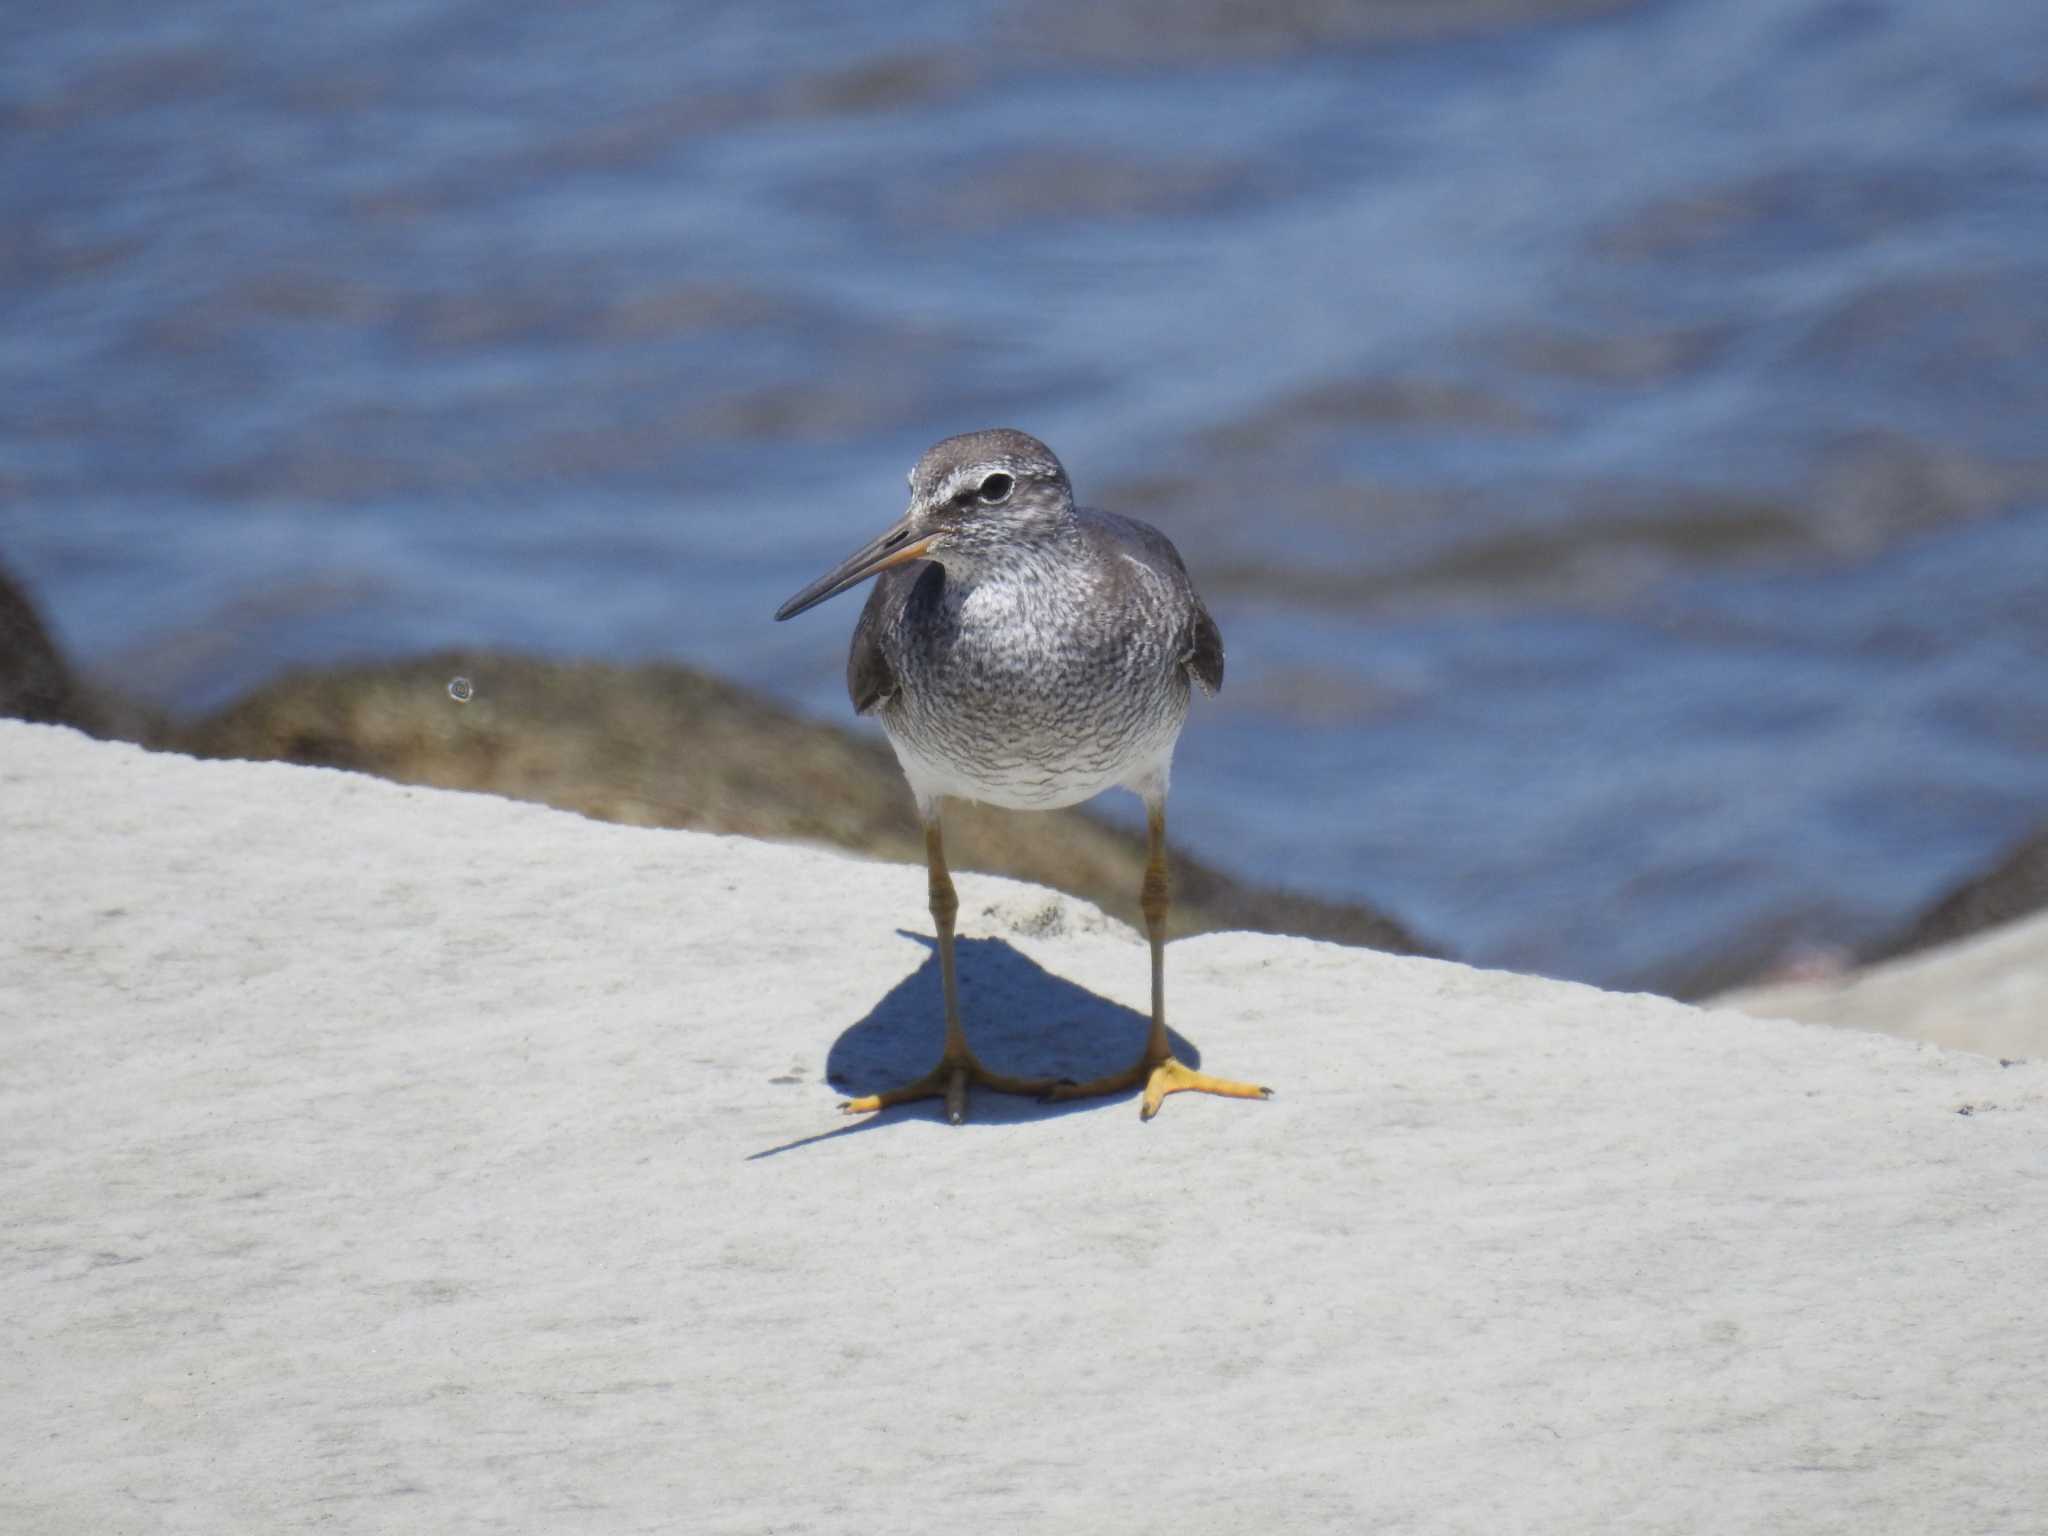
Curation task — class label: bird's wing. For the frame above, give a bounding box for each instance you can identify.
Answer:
[1079,508,1225,696]
[1187,598,1224,696]
[846,560,943,715]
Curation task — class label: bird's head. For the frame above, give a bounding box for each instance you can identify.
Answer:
[773,429,1072,621]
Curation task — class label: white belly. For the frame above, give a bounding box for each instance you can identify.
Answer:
[882,708,1183,814]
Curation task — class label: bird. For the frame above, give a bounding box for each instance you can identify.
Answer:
[773,428,1271,1124]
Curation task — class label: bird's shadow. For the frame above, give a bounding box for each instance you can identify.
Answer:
[748,930,1201,1157]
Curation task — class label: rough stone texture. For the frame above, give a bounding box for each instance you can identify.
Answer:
[4,722,2044,1534]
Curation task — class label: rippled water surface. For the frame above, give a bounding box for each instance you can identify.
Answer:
[6,0,2047,987]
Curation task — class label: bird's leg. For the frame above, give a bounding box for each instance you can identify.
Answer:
[839,815,1059,1125]
[1047,801,1272,1120]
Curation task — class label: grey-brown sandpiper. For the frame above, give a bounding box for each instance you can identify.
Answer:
[773,428,1271,1124]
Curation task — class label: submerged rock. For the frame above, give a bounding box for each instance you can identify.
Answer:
[0,559,172,744]
[1868,826,2048,964]
[0,561,88,730]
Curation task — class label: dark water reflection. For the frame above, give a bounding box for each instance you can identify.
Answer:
[4,0,2046,987]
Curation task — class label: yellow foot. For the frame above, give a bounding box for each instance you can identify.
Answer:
[1045,1055,1274,1121]
[840,1055,1060,1126]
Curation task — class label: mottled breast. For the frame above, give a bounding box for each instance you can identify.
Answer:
[853,512,1219,811]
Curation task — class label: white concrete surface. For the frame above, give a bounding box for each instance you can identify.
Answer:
[4,722,2044,1534]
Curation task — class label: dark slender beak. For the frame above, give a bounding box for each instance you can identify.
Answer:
[773,515,935,621]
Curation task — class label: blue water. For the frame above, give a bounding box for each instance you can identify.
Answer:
[5,0,2046,988]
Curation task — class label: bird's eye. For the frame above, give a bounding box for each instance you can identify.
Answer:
[977,473,1014,505]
